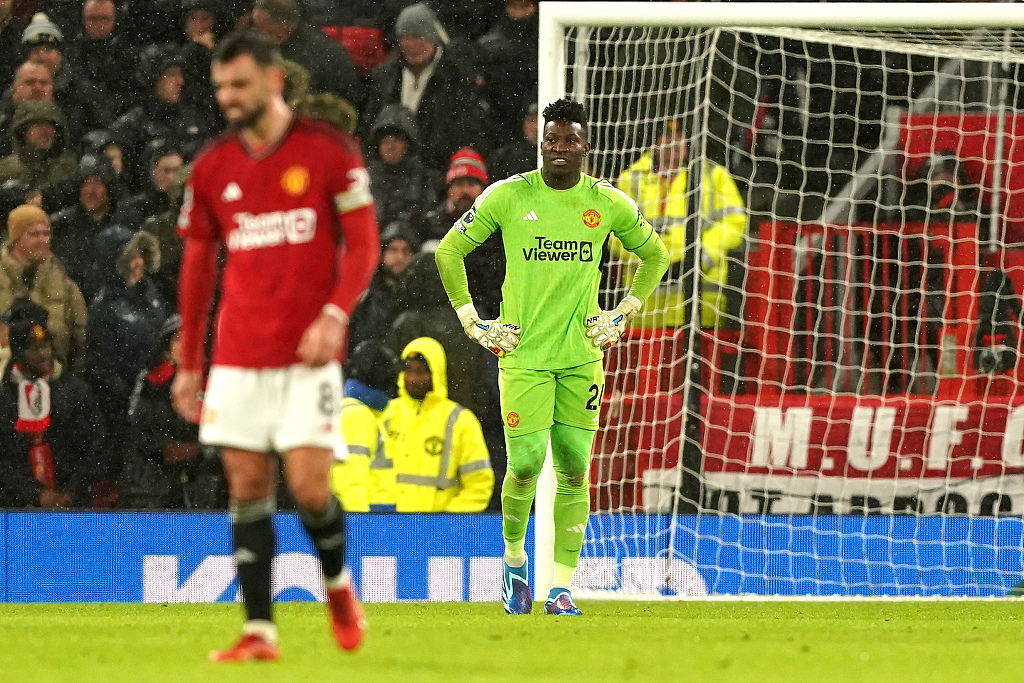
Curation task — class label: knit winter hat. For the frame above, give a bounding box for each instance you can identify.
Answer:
[22,13,63,46]
[395,2,448,46]
[7,204,48,246]
[445,147,488,185]
[6,298,51,361]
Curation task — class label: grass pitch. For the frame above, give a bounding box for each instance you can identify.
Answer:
[1,601,1023,682]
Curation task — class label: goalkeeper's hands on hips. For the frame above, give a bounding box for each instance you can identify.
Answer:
[586,295,642,350]
[457,303,520,357]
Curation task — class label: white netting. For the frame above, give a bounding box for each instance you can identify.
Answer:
[550,11,1024,597]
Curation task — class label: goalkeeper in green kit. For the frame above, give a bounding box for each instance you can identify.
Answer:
[435,99,669,615]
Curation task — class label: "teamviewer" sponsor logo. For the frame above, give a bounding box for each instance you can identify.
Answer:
[523,236,593,262]
[229,208,317,251]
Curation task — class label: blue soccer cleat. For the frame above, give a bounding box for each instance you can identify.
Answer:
[502,558,532,615]
[544,588,583,616]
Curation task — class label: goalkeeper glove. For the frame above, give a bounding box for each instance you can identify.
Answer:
[585,295,642,350]
[456,303,520,357]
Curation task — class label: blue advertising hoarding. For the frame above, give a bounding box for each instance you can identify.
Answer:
[1,512,1021,602]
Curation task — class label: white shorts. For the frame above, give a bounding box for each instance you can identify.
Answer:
[200,361,347,457]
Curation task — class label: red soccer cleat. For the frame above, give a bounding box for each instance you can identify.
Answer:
[208,633,280,662]
[326,580,366,651]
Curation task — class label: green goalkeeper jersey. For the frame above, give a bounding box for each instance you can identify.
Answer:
[436,169,667,371]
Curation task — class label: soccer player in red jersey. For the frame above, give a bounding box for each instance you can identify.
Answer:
[171,29,379,662]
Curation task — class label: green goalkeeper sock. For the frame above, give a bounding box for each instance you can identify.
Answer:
[550,423,595,588]
[502,429,550,559]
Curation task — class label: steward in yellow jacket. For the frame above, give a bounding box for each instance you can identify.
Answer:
[614,123,746,328]
[382,337,494,512]
[331,341,401,512]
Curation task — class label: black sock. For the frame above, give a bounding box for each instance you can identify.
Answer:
[231,499,276,623]
[299,495,346,581]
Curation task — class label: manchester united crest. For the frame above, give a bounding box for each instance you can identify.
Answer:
[281,165,310,196]
[506,412,520,428]
[582,209,601,228]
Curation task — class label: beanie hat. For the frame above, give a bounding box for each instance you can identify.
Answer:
[77,152,116,189]
[347,341,400,395]
[395,2,448,46]
[6,298,51,361]
[7,204,48,246]
[445,147,488,185]
[22,13,63,46]
[380,219,422,252]
[136,44,185,91]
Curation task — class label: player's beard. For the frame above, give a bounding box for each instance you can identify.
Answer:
[228,101,268,133]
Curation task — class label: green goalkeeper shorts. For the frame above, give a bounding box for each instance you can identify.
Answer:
[498,360,604,436]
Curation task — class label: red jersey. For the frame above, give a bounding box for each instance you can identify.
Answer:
[177,115,377,369]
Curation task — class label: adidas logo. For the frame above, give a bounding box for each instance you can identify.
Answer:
[222,182,243,202]
[522,211,539,221]
[566,523,587,534]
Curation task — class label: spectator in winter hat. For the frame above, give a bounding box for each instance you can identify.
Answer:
[110,44,211,193]
[365,104,442,230]
[0,204,86,371]
[0,296,105,509]
[0,100,76,189]
[422,147,487,244]
[360,2,484,173]
[50,152,138,300]
[347,219,421,352]
[422,147,504,320]
[0,61,55,157]
[125,140,184,225]
[22,12,106,134]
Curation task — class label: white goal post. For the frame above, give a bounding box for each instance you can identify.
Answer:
[535,2,1024,599]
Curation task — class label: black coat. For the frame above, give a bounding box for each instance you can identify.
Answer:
[348,267,405,351]
[0,373,105,508]
[385,253,487,418]
[84,228,167,442]
[110,97,210,192]
[0,18,23,95]
[362,50,485,172]
[423,200,504,320]
[477,12,539,149]
[65,34,141,119]
[123,360,223,509]
[488,138,536,185]
[50,202,136,302]
[367,155,442,229]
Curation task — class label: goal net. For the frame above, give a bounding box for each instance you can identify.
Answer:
[537,2,1024,597]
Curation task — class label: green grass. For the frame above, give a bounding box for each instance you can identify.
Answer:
[1,601,1023,682]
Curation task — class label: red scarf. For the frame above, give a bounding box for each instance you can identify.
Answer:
[11,364,54,489]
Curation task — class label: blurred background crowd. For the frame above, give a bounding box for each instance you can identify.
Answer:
[0,0,542,511]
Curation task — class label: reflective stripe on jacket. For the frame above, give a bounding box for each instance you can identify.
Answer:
[615,152,746,327]
[382,337,493,512]
[331,396,393,512]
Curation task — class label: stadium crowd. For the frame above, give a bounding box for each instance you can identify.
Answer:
[0,0,540,511]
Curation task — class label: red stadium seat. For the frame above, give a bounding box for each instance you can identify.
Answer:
[321,25,388,76]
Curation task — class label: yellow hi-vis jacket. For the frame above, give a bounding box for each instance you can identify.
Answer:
[615,152,746,328]
[331,395,395,512]
[382,337,494,512]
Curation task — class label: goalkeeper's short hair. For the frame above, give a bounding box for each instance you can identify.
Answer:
[543,98,588,137]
